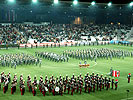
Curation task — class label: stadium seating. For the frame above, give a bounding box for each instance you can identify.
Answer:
[0,24,132,45]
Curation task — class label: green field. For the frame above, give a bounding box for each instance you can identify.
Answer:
[0,45,133,100]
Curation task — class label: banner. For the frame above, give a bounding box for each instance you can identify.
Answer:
[112,70,120,77]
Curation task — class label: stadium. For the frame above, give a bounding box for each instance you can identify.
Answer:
[0,0,133,100]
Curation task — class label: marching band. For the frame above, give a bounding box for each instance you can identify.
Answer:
[0,71,118,96]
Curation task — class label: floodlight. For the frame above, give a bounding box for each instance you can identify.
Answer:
[73,0,78,5]
[108,2,112,6]
[32,0,37,3]
[8,0,14,3]
[91,1,95,6]
[129,2,133,7]
[54,0,59,4]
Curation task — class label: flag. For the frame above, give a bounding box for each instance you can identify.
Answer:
[112,70,120,77]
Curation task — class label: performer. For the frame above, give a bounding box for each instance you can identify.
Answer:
[63,77,66,92]
[110,67,113,76]
[76,79,79,93]
[21,81,25,95]
[115,79,118,90]
[67,80,71,94]
[84,78,88,92]
[88,81,91,93]
[127,73,131,83]
[27,75,32,92]
[111,78,114,89]
[41,82,46,96]
[93,81,95,92]
[102,79,105,89]
[71,81,74,95]
[52,83,55,96]
[3,78,9,93]
[106,78,109,90]
[11,80,17,94]
[32,82,37,96]
[99,81,102,91]
[39,76,43,93]
[59,83,63,96]
[79,78,83,94]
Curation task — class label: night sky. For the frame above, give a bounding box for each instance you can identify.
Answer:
[0,0,132,4]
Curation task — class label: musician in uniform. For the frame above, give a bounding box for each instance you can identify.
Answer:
[127,73,131,83]
[67,80,71,94]
[3,77,9,93]
[21,81,25,95]
[32,82,37,96]
[115,79,118,90]
[59,83,63,96]
[111,78,114,89]
[27,75,32,92]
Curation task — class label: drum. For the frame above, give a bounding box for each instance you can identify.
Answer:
[55,87,59,92]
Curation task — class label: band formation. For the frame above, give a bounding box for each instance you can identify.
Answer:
[0,71,119,96]
[0,53,42,68]
[63,48,133,61]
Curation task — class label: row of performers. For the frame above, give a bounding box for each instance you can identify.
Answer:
[1,72,118,96]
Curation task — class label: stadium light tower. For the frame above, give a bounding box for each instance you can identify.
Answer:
[32,0,37,3]
[91,1,96,6]
[129,2,133,7]
[108,2,112,7]
[54,0,59,4]
[8,0,15,3]
[73,0,78,5]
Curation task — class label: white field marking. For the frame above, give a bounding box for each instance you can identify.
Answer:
[89,62,97,68]
[121,97,133,100]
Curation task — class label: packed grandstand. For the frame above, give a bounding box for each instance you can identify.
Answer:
[0,24,132,45]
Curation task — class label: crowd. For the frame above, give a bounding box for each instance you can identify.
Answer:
[63,48,133,62]
[0,24,131,45]
[0,53,42,68]
[0,71,118,96]
[35,52,69,62]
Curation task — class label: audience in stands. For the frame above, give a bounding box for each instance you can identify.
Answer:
[0,24,131,45]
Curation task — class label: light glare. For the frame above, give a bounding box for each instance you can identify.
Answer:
[91,1,95,6]
[32,0,37,3]
[130,2,133,6]
[8,0,14,2]
[108,2,112,6]
[73,0,78,5]
[54,0,59,4]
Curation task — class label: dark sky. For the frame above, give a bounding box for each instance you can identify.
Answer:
[60,0,132,4]
[0,0,132,4]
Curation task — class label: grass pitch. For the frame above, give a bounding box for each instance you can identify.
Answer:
[0,45,133,100]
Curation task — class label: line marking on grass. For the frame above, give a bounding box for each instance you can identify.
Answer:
[90,62,97,68]
[121,97,133,100]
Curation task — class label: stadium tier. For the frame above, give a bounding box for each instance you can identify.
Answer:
[0,24,132,45]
